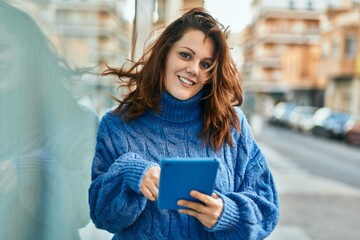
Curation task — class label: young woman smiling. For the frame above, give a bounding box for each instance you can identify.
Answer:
[89,7,279,240]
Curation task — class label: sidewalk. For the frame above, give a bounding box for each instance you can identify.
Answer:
[79,222,113,240]
[260,143,360,240]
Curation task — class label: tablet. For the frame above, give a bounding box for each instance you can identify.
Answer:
[157,157,220,210]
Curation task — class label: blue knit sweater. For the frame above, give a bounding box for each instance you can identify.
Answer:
[89,90,279,240]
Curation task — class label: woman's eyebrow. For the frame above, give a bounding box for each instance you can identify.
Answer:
[180,46,195,55]
[179,46,214,61]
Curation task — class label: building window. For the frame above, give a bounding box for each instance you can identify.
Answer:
[322,41,330,58]
[288,0,295,9]
[332,38,339,59]
[345,36,357,59]
[327,0,340,9]
[307,0,313,10]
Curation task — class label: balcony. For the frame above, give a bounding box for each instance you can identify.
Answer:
[257,32,319,45]
[51,0,117,12]
[56,25,114,37]
[253,57,281,69]
[258,8,321,21]
[319,58,356,78]
[243,80,290,93]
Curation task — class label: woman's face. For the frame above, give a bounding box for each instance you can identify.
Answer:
[164,29,214,100]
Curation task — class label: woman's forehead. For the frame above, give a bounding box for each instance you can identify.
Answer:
[174,30,215,57]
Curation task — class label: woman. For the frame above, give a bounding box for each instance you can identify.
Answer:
[89,7,279,240]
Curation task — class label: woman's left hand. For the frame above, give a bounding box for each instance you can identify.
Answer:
[177,190,223,228]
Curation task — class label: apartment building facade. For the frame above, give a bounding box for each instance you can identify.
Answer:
[14,0,204,114]
[48,0,132,114]
[49,0,131,71]
[241,0,342,115]
[54,0,205,114]
[15,0,133,115]
[319,2,360,115]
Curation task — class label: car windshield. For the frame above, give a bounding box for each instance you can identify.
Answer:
[331,112,351,122]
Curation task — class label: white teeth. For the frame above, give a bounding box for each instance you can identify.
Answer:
[179,76,194,85]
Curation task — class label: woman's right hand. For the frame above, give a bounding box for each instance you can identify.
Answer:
[140,165,160,201]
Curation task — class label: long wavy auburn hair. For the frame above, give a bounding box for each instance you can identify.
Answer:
[103,7,243,151]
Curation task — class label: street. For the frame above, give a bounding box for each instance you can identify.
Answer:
[260,123,360,240]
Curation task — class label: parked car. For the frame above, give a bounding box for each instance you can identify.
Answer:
[310,107,331,135]
[344,115,360,146]
[288,106,318,132]
[312,108,351,139]
[268,102,296,127]
[327,112,351,139]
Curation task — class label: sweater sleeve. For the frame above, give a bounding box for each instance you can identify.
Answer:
[208,111,279,240]
[88,115,158,233]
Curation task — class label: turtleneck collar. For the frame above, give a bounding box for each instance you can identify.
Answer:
[147,90,204,123]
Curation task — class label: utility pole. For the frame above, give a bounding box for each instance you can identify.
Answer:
[131,0,156,61]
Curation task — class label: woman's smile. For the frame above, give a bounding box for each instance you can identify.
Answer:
[178,75,195,86]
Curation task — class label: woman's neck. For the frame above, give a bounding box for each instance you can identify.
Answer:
[148,90,204,123]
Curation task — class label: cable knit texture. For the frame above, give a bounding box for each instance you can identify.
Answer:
[89,90,279,240]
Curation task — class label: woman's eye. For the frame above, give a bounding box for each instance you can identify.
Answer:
[180,52,191,59]
[201,61,211,69]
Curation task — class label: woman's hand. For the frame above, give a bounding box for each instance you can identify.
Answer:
[177,190,223,228]
[140,165,160,201]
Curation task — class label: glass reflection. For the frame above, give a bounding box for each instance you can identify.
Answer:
[0,1,98,239]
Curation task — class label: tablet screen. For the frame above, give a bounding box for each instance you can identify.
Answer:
[157,157,219,210]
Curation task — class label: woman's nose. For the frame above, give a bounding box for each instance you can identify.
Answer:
[186,63,199,76]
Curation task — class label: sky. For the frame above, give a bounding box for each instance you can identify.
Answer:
[122,0,253,34]
[205,0,253,33]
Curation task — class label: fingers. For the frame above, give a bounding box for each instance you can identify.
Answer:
[212,192,219,199]
[140,185,157,201]
[177,191,224,228]
[177,203,216,229]
[200,205,206,214]
[190,190,212,205]
[140,165,160,201]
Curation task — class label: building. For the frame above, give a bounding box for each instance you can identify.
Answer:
[281,44,322,106]
[13,0,133,115]
[13,0,205,115]
[156,0,204,25]
[48,0,132,115]
[49,0,131,72]
[319,1,360,115]
[240,0,342,116]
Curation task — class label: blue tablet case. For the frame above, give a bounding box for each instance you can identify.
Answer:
[157,157,220,210]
